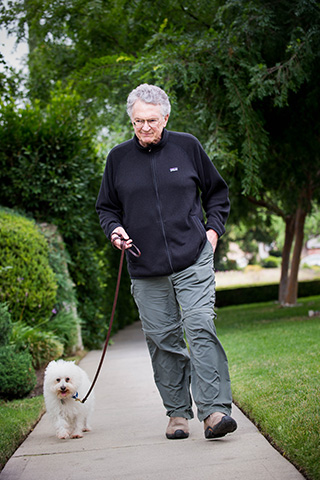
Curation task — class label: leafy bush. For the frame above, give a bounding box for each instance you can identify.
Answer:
[0,302,12,346]
[39,224,76,307]
[0,346,37,400]
[0,209,83,366]
[0,93,111,347]
[0,209,57,325]
[269,249,282,258]
[216,279,320,307]
[216,258,238,272]
[38,223,83,352]
[11,322,64,369]
[0,91,98,225]
[44,310,80,354]
[262,255,282,268]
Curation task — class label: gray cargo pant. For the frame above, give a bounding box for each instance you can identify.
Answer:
[131,241,233,422]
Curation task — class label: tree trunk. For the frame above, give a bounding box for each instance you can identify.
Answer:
[279,215,295,304]
[284,207,307,305]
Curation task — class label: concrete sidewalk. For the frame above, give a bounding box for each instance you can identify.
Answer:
[1,321,305,480]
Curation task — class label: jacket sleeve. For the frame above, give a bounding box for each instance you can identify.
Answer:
[95,154,123,239]
[196,143,230,237]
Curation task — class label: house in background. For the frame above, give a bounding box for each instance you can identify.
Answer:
[301,237,320,267]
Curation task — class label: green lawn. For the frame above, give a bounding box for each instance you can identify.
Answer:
[0,396,45,470]
[216,295,320,480]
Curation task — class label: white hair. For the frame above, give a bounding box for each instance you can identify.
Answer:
[127,83,171,119]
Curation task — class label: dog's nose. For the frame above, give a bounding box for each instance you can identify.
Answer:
[60,386,66,392]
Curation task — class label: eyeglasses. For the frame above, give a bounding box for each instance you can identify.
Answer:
[133,118,161,128]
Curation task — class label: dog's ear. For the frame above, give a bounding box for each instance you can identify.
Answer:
[45,360,56,373]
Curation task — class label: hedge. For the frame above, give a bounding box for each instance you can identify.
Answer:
[0,346,37,400]
[216,279,320,307]
[0,209,57,325]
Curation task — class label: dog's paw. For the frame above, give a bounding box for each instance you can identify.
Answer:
[82,427,91,432]
[70,432,83,439]
[57,428,70,439]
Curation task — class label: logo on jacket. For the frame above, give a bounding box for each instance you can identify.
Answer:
[170,167,179,172]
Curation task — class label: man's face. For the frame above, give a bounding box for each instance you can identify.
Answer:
[131,100,169,147]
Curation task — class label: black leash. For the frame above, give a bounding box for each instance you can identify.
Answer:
[78,233,141,404]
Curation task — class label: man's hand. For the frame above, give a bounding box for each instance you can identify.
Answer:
[111,227,133,250]
[206,229,219,253]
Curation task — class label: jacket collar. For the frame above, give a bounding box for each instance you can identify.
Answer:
[134,128,169,153]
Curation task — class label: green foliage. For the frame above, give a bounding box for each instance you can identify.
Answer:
[38,223,82,352]
[0,87,114,346]
[11,322,64,369]
[304,205,320,240]
[216,279,320,308]
[67,239,108,348]
[44,310,79,354]
[39,224,76,307]
[0,49,26,105]
[0,302,12,347]
[262,255,282,269]
[0,209,57,325]
[0,346,37,400]
[0,88,99,230]
[0,208,83,361]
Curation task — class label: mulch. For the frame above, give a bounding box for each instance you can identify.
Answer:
[28,367,46,398]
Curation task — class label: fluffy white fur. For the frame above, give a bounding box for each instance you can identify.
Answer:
[44,359,95,439]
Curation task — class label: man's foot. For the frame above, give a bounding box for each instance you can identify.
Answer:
[204,412,237,439]
[166,417,189,439]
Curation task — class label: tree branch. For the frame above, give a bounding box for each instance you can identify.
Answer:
[246,195,285,218]
[179,3,211,28]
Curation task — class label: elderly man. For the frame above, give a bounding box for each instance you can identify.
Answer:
[96,84,237,440]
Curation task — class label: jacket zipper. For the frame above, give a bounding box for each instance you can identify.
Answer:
[150,153,174,273]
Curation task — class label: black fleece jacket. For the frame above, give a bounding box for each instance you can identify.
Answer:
[96,129,230,278]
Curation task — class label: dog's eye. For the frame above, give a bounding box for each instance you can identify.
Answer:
[56,378,60,383]
[65,377,70,382]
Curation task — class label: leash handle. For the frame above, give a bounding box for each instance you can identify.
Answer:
[80,235,140,404]
[110,232,141,258]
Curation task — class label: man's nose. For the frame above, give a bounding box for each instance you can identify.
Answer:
[141,121,151,130]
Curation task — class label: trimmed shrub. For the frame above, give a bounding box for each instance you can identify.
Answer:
[0,302,12,347]
[0,346,37,400]
[216,279,320,307]
[0,208,57,325]
[262,255,282,268]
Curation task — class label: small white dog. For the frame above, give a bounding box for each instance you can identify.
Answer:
[44,359,95,439]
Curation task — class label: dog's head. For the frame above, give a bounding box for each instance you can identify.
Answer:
[44,360,81,400]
